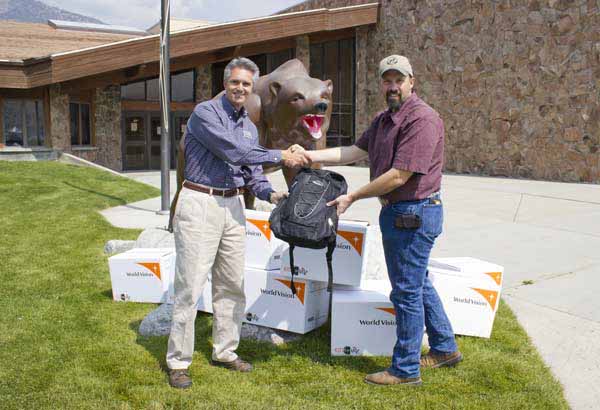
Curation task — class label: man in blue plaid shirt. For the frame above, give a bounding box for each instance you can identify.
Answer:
[166,57,309,389]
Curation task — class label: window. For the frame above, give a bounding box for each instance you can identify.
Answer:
[211,50,294,96]
[121,70,195,102]
[2,99,45,147]
[310,38,355,147]
[121,81,145,100]
[146,78,160,102]
[171,71,194,102]
[69,102,91,146]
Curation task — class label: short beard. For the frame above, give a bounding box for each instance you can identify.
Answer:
[387,92,402,112]
[387,97,401,112]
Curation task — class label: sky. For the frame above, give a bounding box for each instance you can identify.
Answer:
[43,0,306,30]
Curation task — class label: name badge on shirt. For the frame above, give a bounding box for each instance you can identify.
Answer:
[243,130,253,139]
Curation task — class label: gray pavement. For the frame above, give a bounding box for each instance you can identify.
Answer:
[102,167,600,409]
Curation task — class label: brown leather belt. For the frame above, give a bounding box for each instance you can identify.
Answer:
[183,180,245,197]
[379,191,441,207]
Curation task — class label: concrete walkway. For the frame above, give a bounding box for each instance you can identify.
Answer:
[102,167,600,409]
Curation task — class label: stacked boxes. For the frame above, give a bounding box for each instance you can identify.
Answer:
[331,280,396,356]
[280,220,372,286]
[243,268,329,334]
[107,210,504,345]
[244,210,286,270]
[428,257,504,338]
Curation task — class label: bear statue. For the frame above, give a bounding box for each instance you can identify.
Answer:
[169,59,333,231]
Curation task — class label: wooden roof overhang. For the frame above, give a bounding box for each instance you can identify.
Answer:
[0,3,378,90]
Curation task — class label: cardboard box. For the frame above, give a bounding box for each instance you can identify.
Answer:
[280,220,372,286]
[331,280,396,356]
[429,257,503,289]
[428,257,504,338]
[243,268,329,334]
[244,210,286,270]
[108,248,175,303]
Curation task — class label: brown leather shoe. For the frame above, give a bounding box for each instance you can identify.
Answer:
[168,369,192,389]
[420,350,463,369]
[211,357,253,372]
[364,370,422,386]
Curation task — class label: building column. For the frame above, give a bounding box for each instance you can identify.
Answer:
[354,26,370,141]
[94,85,122,171]
[195,64,213,103]
[49,84,70,152]
[295,35,310,71]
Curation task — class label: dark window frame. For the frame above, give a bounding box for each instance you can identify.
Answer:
[121,69,196,102]
[211,49,295,97]
[310,37,356,147]
[69,101,92,146]
[2,98,45,147]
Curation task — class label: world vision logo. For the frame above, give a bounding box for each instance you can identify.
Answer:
[337,231,364,256]
[471,288,499,311]
[247,219,271,240]
[484,271,502,286]
[275,278,306,305]
[376,307,396,316]
[136,262,161,280]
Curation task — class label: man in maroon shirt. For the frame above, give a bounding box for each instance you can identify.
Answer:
[306,55,461,386]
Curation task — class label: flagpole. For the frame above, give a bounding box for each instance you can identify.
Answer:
[158,0,171,214]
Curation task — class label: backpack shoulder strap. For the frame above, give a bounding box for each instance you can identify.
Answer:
[289,244,297,295]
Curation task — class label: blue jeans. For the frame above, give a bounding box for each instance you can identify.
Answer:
[379,194,457,379]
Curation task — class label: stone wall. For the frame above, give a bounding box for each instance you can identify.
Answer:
[282,0,600,183]
[49,84,70,152]
[195,64,212,102]
[71,147,98,163]
[94,85,122,171]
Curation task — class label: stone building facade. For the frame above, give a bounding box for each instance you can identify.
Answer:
[283,0,600,183]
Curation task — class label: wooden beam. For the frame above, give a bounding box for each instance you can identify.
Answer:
[59,37,298,93]
[121,100,196,112]
[0,4,379,89]
[0,87,47,99]
[308,28,355,45]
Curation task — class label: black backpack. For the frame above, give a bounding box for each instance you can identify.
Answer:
[269,168,348,296]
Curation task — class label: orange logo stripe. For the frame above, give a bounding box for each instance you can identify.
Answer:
[247,219,271,240]
[137,262,161,280]
[275,278,306,305]
[471,288,499,311]
[376,307,396,316]
[485,271,502,286]
[337,230,364,255]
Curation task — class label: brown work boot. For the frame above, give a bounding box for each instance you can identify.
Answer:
[420,350,463,369]
[364,370,422,386]
[210,357,253,372]
[168,369,192,389]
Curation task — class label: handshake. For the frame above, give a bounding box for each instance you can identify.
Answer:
[281,144,312,169]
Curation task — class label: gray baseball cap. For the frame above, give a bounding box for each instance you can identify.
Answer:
[379,54,413,78]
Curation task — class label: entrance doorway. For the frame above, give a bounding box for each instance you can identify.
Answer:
[122,111,191,170]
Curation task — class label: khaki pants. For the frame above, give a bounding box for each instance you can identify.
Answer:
[166,187,246,370]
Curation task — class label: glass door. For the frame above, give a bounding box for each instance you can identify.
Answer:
[123,113,147,170]
[172,112,191,169]
[149,115,162,170]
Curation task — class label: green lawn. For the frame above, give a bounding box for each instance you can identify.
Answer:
[0,161,568,410]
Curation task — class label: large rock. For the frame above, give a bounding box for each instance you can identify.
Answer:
[240,323,301,345]
[138,303,301,345]
[139,303,173,336]
[135,228,175,248]
[103,239,136,255]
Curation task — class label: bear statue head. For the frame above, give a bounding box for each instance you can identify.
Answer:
[266,76,333,148]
